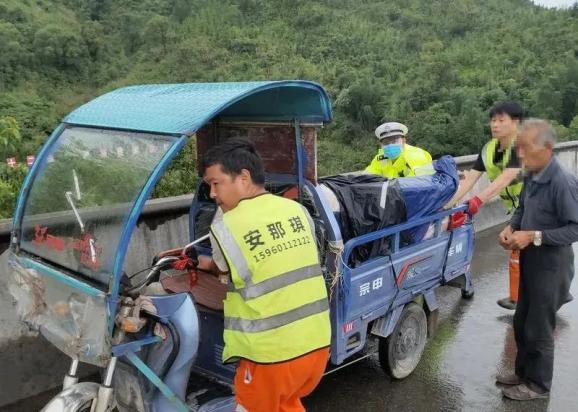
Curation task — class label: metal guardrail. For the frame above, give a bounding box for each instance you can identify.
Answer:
[453,140,578,169]
[0,194,194,238]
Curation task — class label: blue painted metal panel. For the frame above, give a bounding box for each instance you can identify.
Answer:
[64,81,332,135]
[391,236,448,291]
[347,256,396,319]
[443,223,475,281]
[149,294,199,410]
[193,309,236,384]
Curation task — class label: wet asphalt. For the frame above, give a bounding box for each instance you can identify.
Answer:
[3,226,578,412]
[305,226,578,412]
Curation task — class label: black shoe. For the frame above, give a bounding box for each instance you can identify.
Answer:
[564,292,574,304]
[497,297,516,310]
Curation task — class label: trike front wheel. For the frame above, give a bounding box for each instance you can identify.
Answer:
[40,382,102,412]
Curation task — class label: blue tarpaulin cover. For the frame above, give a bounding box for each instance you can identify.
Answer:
[398,155,459,240]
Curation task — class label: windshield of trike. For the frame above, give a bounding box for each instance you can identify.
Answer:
[20,126,177,285]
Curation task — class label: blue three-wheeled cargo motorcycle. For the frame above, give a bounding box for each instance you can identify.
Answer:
[6,81,474,411]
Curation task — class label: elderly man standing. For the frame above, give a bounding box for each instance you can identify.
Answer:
[497,119,578,400]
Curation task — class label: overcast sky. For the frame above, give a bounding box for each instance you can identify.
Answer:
[532,0,576,8]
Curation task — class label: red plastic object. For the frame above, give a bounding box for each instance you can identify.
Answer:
[465,196,483,216]
[448,211,466,230]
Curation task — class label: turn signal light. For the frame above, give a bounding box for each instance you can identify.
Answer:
[120,317,143,333]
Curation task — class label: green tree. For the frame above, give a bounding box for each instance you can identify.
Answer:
[86,0,112,20]
[0,116,21,159]
[32,24,88,73]
[144,15,171,56]
[568,115,578,140]
[0,163,27,218]
[0,22,24,86]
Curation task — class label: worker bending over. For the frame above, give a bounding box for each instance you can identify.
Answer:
[198,138,331,412]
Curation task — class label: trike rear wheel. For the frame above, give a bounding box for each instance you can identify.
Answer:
[379,303,427,379]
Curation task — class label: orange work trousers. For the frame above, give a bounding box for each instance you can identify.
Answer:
[234,347,330,412]
[509,249,520,302]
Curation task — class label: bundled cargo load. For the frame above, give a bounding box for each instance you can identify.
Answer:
[319,156,459,264]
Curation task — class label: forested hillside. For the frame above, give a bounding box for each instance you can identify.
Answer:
[1,0,578,217]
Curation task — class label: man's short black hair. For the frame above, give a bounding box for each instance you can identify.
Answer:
[201,138,265,185]
[489,101,525,120]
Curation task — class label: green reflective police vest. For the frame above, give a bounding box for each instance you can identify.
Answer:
[481,138,523,213]
[365,144,434,178]
[210,193,331,364]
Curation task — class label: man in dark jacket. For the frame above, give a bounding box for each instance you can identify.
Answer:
[497,118,578,400]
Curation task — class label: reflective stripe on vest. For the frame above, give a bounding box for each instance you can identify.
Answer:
[481,138,523,212]
[211,220,323,300]
[224,298,329,333]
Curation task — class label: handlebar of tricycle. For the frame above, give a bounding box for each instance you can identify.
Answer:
[125,235,212,295]
[341,205,469,266]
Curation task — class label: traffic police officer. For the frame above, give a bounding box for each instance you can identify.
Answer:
[365,121,433,178]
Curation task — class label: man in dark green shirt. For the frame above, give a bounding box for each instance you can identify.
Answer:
[497,119,578,401]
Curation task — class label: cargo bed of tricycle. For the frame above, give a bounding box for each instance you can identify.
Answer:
[188,172,474,383]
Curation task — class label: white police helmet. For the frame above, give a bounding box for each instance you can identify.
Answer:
[375,122,408,141]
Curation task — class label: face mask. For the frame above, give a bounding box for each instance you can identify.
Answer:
[383,143,402,160]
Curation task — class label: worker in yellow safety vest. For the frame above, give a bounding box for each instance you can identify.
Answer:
[447,101,524,310]
[365,121,434,178]
[197,138,331,412]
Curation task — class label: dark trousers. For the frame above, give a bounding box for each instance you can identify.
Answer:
[514,245,574,392]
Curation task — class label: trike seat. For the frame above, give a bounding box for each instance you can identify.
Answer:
[161,270,227,311]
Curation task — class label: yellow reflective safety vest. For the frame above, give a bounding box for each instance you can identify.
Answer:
[481,138,523,213]
[210,193,331,364]
[365,144,434,178]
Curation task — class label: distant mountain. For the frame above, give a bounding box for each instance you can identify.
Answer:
[0,0,577,179]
